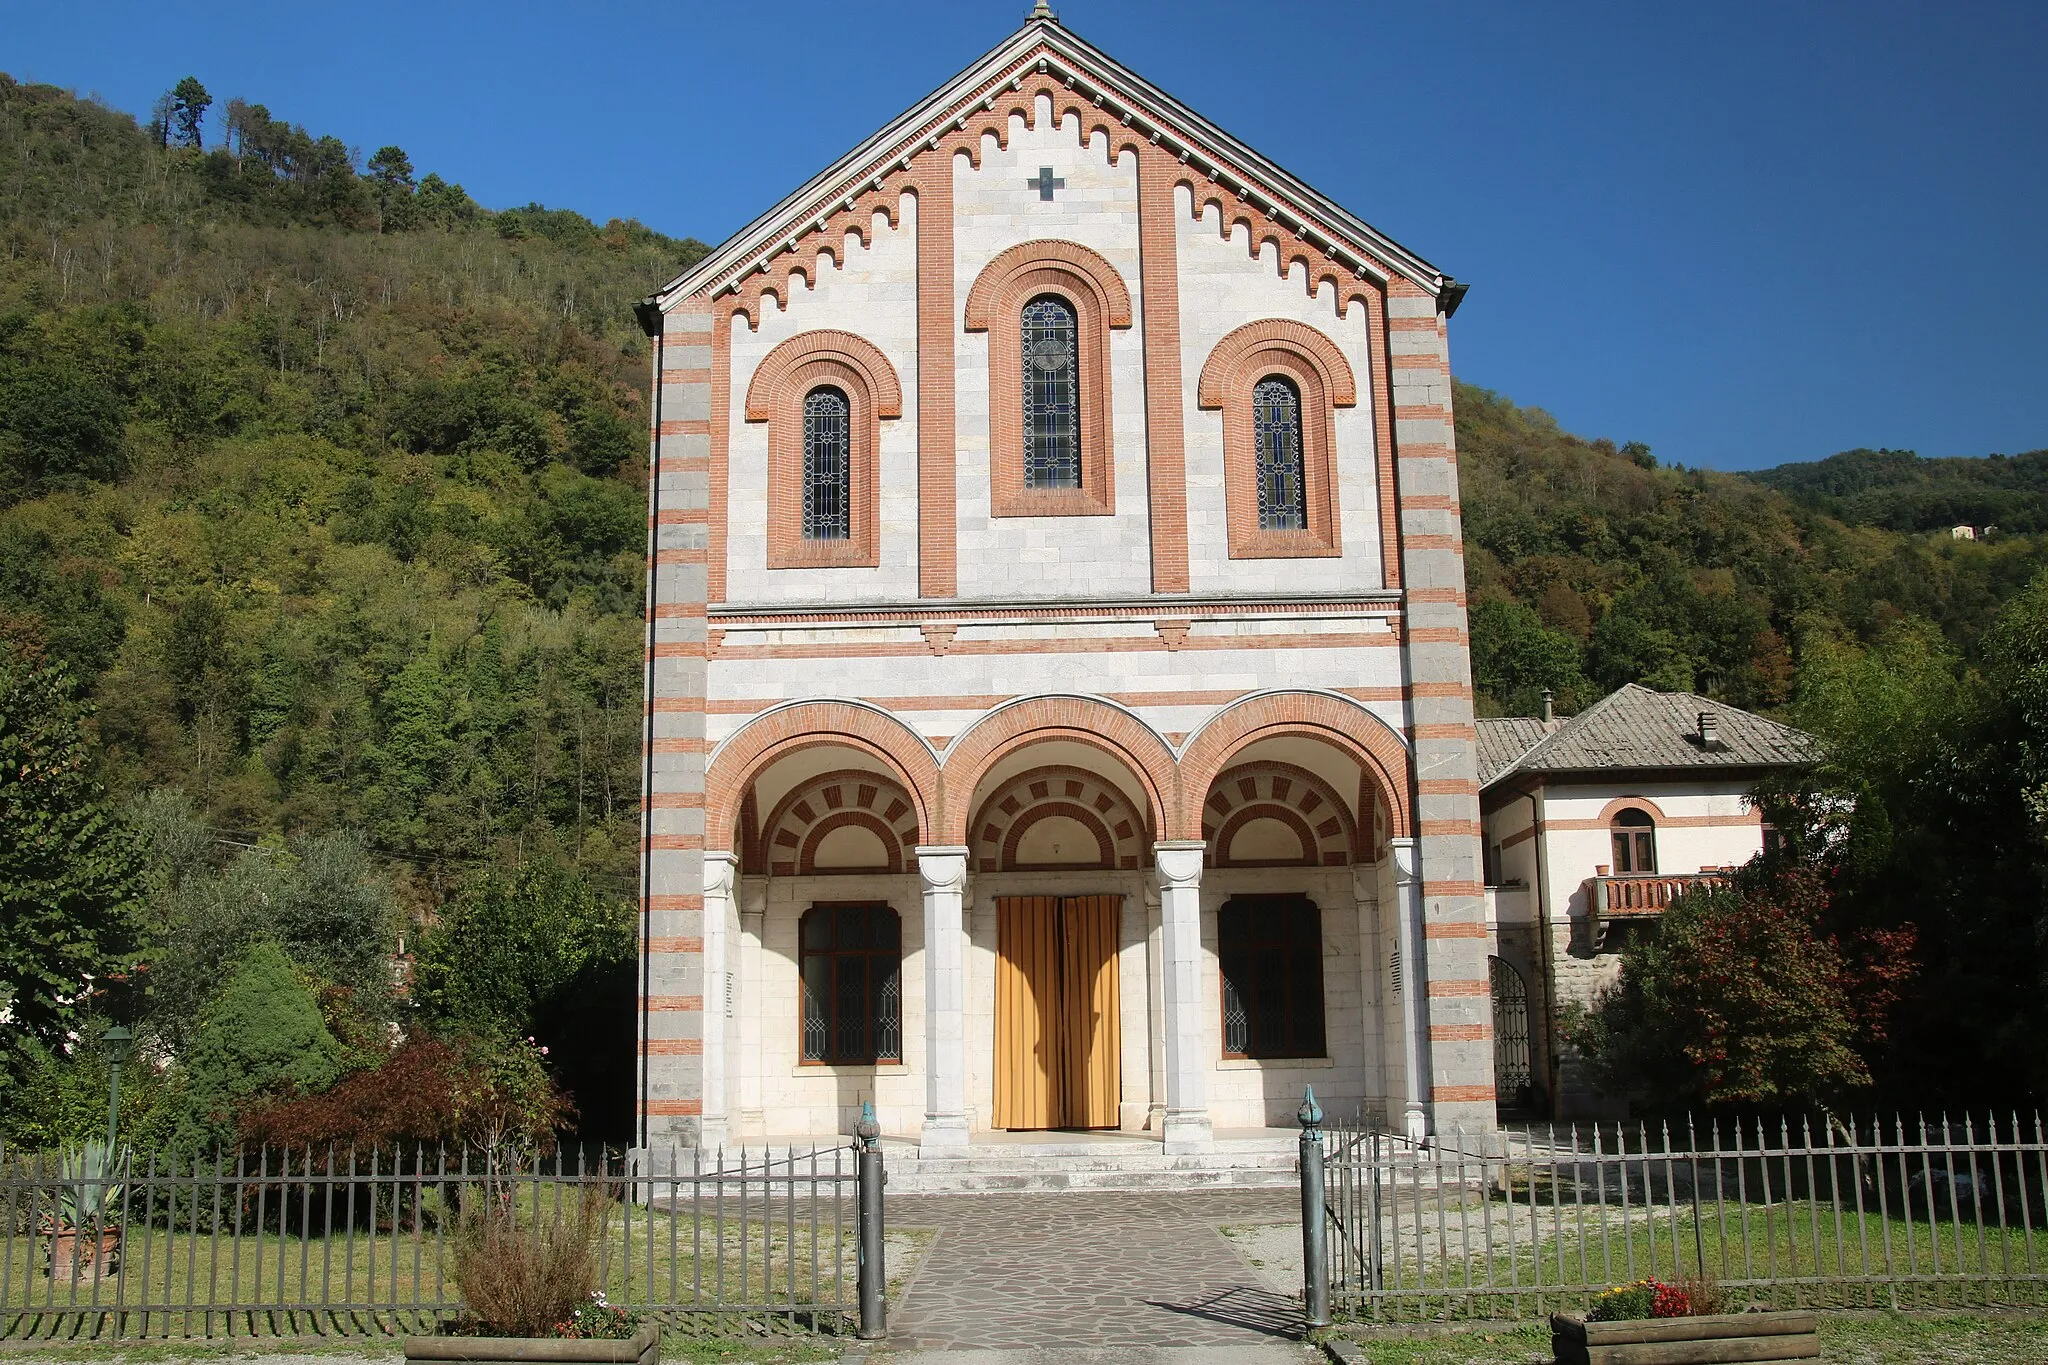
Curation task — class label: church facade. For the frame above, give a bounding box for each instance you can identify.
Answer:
[634,10,1493,1152]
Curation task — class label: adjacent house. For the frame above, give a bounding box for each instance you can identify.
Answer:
[1478,685,1817,1118]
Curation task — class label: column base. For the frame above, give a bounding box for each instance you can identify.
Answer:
[1161,1110,1213,1154]
[919,1116,971,1153]
[697,1117,732,1153]
[1404,1106,1428,1144]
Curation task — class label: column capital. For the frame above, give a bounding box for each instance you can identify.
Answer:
[1153,840,1206,888]
[914,845,970,892]
[703,850,740,899]
[1387,836,1421,884]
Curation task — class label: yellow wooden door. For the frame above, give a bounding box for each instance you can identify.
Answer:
[994,895,1122,1130]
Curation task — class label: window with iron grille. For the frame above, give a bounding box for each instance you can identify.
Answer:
[799,903,901,1064]
[1611,808,1657,873]
[1020,294,1080,489]
[1219,894,1325,1059]
[801,385,851,541]
[1252,375,1307,531]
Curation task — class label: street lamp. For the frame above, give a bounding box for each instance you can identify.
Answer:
[99,1024,133,1154]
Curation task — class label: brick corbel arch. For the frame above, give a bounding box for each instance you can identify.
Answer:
[1197,319,1357,560]
[964,240,1134,518]
[743,330,903,569]
[1597,796,1670,825]
[705,701,939,854]
[1178,690,1412,843]
[938,695,1176,847]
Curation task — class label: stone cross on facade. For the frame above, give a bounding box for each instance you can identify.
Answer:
[1026,166,1065,201]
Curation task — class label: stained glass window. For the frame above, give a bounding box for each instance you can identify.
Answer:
[798,904,901,1064]
[1219,894,1325,1059]
[802,386,851,541]
[1021,295,1080,489]
[1253,375,1307,531]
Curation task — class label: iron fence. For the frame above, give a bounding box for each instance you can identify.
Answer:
[1324,1113,2048,1321]
[1,1141,866,1342]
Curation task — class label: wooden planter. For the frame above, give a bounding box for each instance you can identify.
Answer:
[404,1324,658,1365]
[1551,1310,1819,1364]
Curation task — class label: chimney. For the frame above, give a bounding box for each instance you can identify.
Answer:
[1541,688,1555,724]
[1698,711,1720,750]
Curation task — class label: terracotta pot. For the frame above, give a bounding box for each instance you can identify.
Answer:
[403,1323,658,1365]
[49,1228,122,1284]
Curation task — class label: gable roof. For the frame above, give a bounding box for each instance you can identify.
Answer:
[649,11,1457,317]
[1481,685,1818,790]
[1476,716,1551,787]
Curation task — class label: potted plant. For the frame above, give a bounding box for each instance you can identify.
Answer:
[1551,1279,1820,1365]
[403,1185,657,1365]
[45,1141,127,1285]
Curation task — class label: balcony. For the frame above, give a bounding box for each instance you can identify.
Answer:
[1586,870,1730,919]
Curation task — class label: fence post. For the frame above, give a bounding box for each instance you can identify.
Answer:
[855,1102,886,1340]
[1299,1087,1331,1330]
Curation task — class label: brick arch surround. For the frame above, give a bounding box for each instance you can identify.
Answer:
[758,768,922,876]
[1203,760,1360,867]
[937,696,1177,848]
[1177,690,1412,843]
[971,764,1150,872]
[704,702,940,854]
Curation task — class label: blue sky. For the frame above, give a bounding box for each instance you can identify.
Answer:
[9,0,2046,471]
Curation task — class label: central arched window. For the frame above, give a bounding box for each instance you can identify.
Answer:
[1020,294,1080,489]
[801,385,851,541]
[1252,375,1307,531]
[1611,808,1657,874]
[799,903,902,1065]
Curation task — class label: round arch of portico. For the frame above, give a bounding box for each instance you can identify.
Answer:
[1177,689,1413,843]
[938,694,1178,849]
[703,700,940,855]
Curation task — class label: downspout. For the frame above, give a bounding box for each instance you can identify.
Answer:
[634,297,664,1153]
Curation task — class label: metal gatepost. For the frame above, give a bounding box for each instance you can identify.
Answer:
[855,1101,887,1339]
[1298,1086,1331,1329]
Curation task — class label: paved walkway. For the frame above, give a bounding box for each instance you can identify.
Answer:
[879,1190,1312,1356]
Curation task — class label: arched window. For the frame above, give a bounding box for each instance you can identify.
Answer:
[1611,808,1657,874]
[799,903,902,1065]
[801,385,851,541]
[1020,295,1080,490]
[1252,375,1307,531]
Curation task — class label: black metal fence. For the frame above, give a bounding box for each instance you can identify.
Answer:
[1321,1113,2048,1321]
[2,1141,874,1342]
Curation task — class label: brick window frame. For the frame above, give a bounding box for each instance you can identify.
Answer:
[964,240,1133,518]
[1196,318,1359,559]
[743,329,902,568]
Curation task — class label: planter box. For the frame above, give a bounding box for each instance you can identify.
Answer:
[1551,1311,1819,1365]
[404,1324,658,1365]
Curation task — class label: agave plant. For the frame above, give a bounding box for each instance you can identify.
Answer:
[55,1141,129,1232]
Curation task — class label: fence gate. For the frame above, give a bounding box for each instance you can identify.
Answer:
[1488,955,1531,1109]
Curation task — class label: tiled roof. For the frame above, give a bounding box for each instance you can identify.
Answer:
[1481,684,1817,789]
[1475,717,1551,786]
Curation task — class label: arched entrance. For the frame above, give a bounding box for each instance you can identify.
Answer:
[1489,955,1532,1111]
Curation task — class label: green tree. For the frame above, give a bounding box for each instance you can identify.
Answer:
[0,642,140,1090]
[169,77,211,149]
[178,941,343,1146]
[1468,597,1589,716]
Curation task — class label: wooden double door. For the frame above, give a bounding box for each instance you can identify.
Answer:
[993,895,1122,1130]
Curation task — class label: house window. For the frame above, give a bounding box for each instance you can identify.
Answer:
[799,903,902,1065]
[1611,808,1657,874]
[1021,295,1081,490]
[1252,376,1307,530]
[802,386,851,540]
[1219,894,1326,1059]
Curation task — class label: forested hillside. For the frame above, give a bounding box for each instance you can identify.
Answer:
[3,73,2043,1135]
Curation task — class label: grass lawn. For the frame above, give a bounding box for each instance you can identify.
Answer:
[1330,1311,2048,1363]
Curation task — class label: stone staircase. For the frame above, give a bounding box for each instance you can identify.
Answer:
[874,1130,1302,1194]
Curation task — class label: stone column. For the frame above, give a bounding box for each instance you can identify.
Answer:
[1154,840,1212,1152]
[736,875,767,1139]
[916,846,971,1151]
[1389,838,1429,1142]
[1352,864,1389,1117]
[698,852,737,1151]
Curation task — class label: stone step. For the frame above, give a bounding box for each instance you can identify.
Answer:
[884,1163,1304,1194]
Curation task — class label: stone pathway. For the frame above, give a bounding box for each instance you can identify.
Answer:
[878,1190,1312,1355]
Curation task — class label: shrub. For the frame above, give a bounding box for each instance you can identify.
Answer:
[177,942,342,1147]
[452,1187,608,1337]
[1586,1279,1694,1322]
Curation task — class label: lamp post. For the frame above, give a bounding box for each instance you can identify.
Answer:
[99,1024,133,1154]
